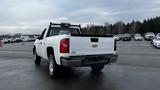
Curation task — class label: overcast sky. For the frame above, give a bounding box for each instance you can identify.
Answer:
[0,0,160,34]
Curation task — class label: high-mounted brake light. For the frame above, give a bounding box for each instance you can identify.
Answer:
[61,23,70,27]
[60,38,69,53]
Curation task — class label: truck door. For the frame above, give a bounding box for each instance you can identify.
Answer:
[37,28,46,57]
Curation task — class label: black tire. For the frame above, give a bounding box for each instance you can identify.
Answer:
[91,64,104,72]
[48,54,58,78]
[33,50,41,65]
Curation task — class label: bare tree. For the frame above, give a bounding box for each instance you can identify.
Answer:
[113,21,125,34]
[104,22,110,34]
[129,21,136,34]
[129,21,141,34]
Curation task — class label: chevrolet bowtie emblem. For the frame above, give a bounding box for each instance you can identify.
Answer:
[92,44,98,48]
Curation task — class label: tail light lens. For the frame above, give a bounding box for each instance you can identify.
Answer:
[114,40,117,51]
[60,38,69,53]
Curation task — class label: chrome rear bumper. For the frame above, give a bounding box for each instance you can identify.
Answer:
[60,54,118,67]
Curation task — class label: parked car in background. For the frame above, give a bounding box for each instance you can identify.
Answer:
[21,35,37,42]
[8,38,12,43]
[9,38,16,43]
[144,32,155,41]
[151,37,160,48]
[134,34,143,41]
[14,38,22,43]
[2,38,9,44]
[122,33,132,41]
[114,34,121,41]
[156,33,160,38]
[11,38,16,43]
[34,35,39,39]
[21,35,31,42]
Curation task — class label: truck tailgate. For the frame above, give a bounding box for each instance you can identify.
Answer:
[70,34,115,56]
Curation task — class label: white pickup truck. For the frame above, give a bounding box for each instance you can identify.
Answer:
[33,22,118,78]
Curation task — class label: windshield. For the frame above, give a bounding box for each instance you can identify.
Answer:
[135,34,141,37]
[157,34,160,37]
[123,34,130,37]
[114,35,119,37]
[146,33,154,35]
[156,38,160,40]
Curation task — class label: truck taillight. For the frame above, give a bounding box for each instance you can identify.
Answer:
[60,38,69,53]
[114,40,117,51]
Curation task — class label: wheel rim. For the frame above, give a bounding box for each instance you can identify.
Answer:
[49,55,54,76]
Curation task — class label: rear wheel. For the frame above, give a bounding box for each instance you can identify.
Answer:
[91,64,104,72]
[48,54,58,78]
[33,50,41,65]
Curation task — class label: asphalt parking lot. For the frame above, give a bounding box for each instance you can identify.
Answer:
[0,41,160,90]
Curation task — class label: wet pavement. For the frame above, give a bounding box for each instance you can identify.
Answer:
[0,41,160,90]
